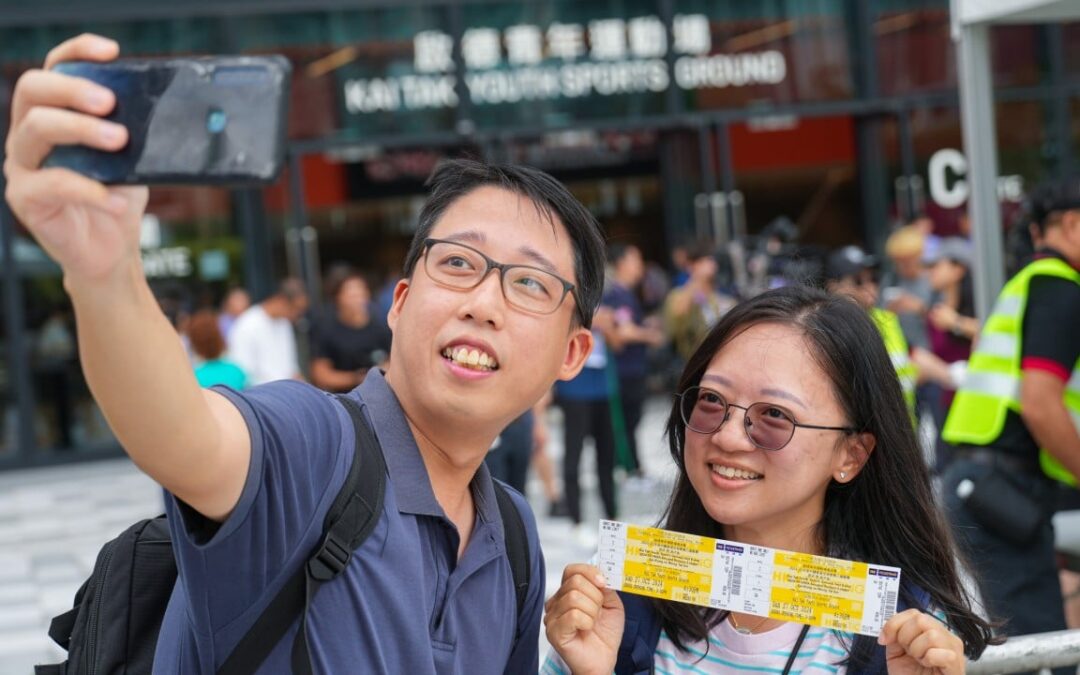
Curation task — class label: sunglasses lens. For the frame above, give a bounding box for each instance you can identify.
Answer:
[682,386,727,433]
[746,403,796,450]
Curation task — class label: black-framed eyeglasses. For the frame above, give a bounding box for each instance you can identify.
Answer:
[422,238,584,323]
[676,385,857,451]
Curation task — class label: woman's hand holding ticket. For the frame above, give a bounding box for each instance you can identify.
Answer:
[880,609,965,675]
[544,564,625,675]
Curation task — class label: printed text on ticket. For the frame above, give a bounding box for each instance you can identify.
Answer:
[596,520,901,636]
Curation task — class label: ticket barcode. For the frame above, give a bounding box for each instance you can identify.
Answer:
[883,591,897,620]
[597,520,902,637]
[730,566,742,596]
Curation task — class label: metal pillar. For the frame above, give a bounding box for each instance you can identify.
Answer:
[235,187,275,302]
[957,23,1006,320]
[286,152,320,305]
[0,179,35,462]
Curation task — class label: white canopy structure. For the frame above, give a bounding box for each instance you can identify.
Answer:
[952,0,1080,318]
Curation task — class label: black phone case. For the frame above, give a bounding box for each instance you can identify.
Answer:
[44,56,291,186]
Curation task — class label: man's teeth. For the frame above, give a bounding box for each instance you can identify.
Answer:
[711,464,762,480]
[442,347,498,370]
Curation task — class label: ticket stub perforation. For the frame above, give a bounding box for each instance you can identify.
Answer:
[597,520,901,636]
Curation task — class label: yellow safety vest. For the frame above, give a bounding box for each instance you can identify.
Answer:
[870,307,918,418]
[941,257,1080,485]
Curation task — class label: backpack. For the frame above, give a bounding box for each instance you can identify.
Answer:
[613,582,931,675]
[36,395,531,675]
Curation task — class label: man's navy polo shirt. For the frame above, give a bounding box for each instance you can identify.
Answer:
[152,370,545,674]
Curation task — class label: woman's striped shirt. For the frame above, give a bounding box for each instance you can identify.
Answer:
[542,619,852,675]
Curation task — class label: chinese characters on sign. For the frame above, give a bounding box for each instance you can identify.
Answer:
[342,14,788,114]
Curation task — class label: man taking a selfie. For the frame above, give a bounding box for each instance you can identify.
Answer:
[5,34,606,674]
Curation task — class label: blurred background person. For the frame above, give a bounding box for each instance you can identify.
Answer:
[528,390,567,517]
[923,238,978,473]
[486,410,534,495]
[669,243,691,288]
[487,392,563,506]
[310,271,391,392]
[188,310,247,390]
[228,277,308,385]
[825,245,920,419]
[216,286,250,344]
[601,243,665,479]
[663,243,734,363]
[881,224,932,351]
[881,224,938,428]
[555,308,617,547]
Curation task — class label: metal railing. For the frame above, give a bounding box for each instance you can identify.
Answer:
[967,629,1080,674]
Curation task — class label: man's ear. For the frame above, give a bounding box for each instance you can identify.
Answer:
[1066,210,1080,242]
[835,432,875,484]
[386,278,411,332]
[556,327,594,382]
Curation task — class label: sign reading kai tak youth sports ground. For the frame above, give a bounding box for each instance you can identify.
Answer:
[342,15,788,114]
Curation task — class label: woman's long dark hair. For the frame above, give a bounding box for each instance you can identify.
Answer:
[655,285,997,668]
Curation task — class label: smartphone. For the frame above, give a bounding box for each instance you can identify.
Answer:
[43,56,291,186]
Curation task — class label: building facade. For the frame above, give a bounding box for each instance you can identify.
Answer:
[2,0,1079,468]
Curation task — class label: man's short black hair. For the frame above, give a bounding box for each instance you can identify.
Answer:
[1029,178,1080,228]
[402,158,606,329]
[606,241,639,266]
[276,277,307,302]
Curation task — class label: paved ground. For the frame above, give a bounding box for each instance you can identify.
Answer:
[0,397,676,674]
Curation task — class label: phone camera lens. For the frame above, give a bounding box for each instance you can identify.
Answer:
[207,109,228,134]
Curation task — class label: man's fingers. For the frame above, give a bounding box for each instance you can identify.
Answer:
[9,106,127,170]
[11,67,116,129]
[6,165,125,218]
[44,33,118,70]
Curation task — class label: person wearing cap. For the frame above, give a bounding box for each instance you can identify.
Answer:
[825,246,918,418]
[941,180,1080,655]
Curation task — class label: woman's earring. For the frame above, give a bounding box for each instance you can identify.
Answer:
[839,472,847,480]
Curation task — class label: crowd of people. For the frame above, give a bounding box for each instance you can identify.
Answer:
[10,32,1080,675]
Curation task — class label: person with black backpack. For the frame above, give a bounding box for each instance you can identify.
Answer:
[9,34,608,674]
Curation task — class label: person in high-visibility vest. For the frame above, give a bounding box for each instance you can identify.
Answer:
[824,246,919,417]
[941,179,1080,657]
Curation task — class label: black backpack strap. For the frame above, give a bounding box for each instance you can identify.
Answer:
[218,394,386,675]
[491,481,530,619]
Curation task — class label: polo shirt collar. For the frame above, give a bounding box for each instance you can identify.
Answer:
[356,370,501,526]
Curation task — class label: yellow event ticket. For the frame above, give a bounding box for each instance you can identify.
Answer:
[597,520,900,636]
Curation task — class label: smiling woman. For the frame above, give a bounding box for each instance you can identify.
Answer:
[543,285,999,675]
